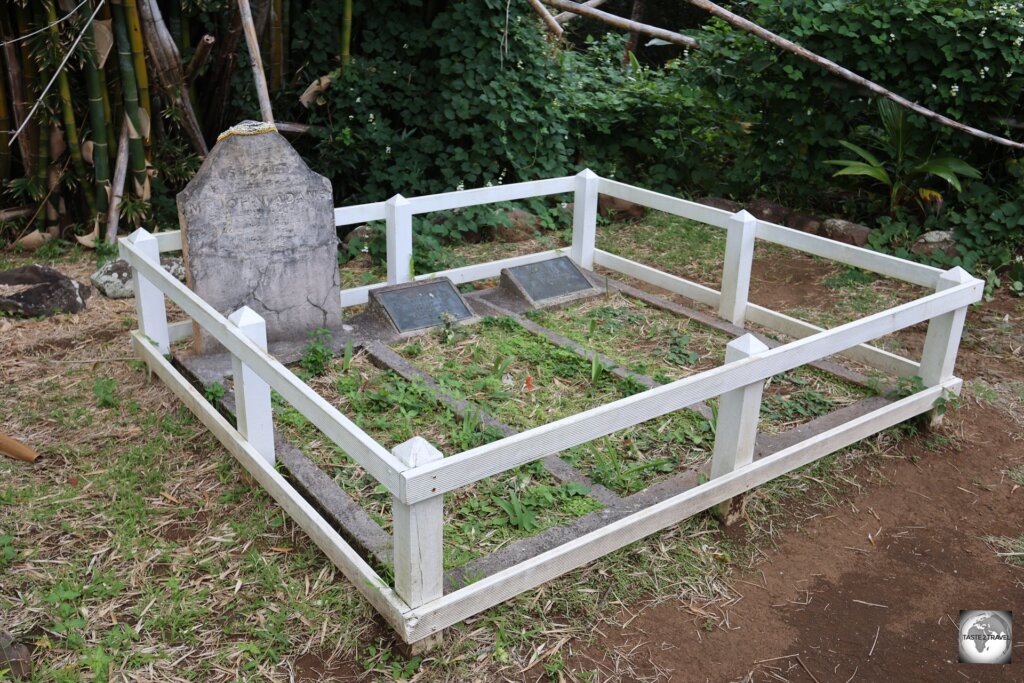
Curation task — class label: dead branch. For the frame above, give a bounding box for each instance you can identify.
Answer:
[136,0,209,156]
[553,0,607,25]
[106,117,129,245]
[184,34,215,86]
[544,0,697,48]
[686,0,1024,150]
[526,0,563,37]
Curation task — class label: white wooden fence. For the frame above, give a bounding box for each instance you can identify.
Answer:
[121,170,982,647]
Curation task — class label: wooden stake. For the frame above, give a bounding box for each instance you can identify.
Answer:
[237,0,274,123]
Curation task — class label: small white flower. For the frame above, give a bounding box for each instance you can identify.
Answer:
[950,84,960,96]
[355,97,361,103]
[980,26,988,37]
[456,182,465,191]
[385,146,391,154]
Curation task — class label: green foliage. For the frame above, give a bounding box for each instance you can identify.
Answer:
[825,100,981,213]
[92,377,119,409]
[689,0,1024,203]
[204,381,226,405]
[299,328,334,377]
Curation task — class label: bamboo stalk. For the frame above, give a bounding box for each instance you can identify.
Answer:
[0,48,10,182]
[8,6,37,177]
[35,123,48,233]
[340,0,353,67]
[106,116,129,244]
[111,0,149,201]
[238,0,274,123]
[122,0,151,148]
[281,0,290,82]
[47,1,96,215]
[83,1,110,217]
[542,0,697,47]
[47,123,67,237]
[270,0,283,86]
[553,0,608,24]
[203,6,242,136]
[184,34,215,86]
[0,434,39,464]
[136,0,208,156]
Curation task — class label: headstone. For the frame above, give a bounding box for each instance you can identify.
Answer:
[177,121,342,353]
[368,278,474,333]
[499,256,596,308]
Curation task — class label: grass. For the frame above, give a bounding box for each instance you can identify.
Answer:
[526,290,728,382]
[0,217,971,681]
[275,351,603,570]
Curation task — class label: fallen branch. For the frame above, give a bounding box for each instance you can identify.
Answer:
[0,433,39,463]
[526,0,563,37]
[686,0,1024,150]
[184,34,215,86]
[106,117,129,245]
[544,0,697,48]
[553,0,607,25]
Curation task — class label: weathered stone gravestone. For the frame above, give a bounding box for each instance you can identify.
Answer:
[178,121,342,353]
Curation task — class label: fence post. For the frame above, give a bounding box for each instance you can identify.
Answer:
[919,266,974,426]
[392,436,444,652]
[570,169,599,270]
[124,228,170,355]
[385,193,413,285]
[719,210,758,326]
[227,306,276,466]
[710,333,769,525]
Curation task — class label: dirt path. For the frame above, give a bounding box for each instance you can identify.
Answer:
[574,281,1024,682]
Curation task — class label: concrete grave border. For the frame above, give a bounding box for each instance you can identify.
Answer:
[120,170,981,650]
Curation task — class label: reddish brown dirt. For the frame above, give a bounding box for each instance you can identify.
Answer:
[573,267,1024,682]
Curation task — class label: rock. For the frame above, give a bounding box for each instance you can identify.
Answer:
[0,632,32,680]
[695,196,743,213]
[785,212,824,235]
[0,265,90,318]
[822,218,871,247]
[90,257,186,299]
[177,121,343,353]
[495,209,541,242]
[911,230,958,258]
[598,194,646,221]
[342,224,376,247]
[746,198,792,224]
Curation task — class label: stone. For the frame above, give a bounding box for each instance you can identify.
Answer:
[746,198,792,224]
[0,265,90,318]
[821,218,871,247]
[342,224,375,248]
[911,230,958,258]
[0,632,31,680]
[177,122,343,353]
[785,212,824,235]
[500,255,596,307]
[695,196,743,213]
[494,208,540,243]
[598,194,646,221]
[90,257,186,299]
[368,278,474,333]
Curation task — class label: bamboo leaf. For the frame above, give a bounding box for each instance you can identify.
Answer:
[93,21,115,69]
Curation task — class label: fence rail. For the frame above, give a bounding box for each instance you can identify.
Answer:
[125,169,982,647]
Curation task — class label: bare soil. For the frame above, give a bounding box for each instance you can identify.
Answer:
[573,259,1024,683]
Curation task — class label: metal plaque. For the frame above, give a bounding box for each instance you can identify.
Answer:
[507,256,594,303]
[373,279,473,333]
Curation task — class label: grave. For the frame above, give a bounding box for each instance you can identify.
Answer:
[498,255,597,308]
[365,278,474,334]
[177,121,343,354]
